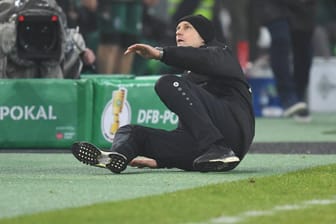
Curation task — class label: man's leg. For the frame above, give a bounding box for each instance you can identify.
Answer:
[266,20,306,117]
[154,75,241,172]
[154,75,224,149]
[290,29,314,122]
[291,29,314,102]
[96,44,120,74]
[110,125,201,171]
[72,124,202,172]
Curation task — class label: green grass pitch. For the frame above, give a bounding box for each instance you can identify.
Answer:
[0,153,335,224]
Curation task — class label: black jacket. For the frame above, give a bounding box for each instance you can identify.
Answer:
[161,44,255,158]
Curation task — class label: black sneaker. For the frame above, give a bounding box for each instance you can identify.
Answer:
[193,145,240,172]
[283,102,307,117]
[72,142,128,174]
[294,108,312,123]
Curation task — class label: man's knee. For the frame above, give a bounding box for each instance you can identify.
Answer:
[155,75,185,98]
[112,124,141,159]
[114,124,144,144]
[116,124,135,133]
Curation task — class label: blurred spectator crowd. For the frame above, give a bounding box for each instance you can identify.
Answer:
[57,0,336,76]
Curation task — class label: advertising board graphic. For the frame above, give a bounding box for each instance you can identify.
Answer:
[93,77,179,147]
[0,79,93,148]
[101,88,131,142]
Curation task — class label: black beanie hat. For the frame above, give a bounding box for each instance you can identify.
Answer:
[177,14,215,44]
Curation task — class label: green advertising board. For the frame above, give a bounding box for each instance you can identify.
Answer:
[0,76,179,149]
[90,76,178,148]
[0,79,93,149]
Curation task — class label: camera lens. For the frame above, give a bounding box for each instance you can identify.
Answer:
[17,15,61,60]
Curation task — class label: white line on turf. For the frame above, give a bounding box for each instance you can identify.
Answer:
[192,196,336,224]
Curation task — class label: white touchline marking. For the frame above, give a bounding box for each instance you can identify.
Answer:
[192,195,336,224]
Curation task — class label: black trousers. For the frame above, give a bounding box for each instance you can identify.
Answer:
[111,75,241,170]
[267,19,313,108]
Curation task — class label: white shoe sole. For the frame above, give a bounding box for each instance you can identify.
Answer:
[194,156,240,172]
[283,102,307,117]
[209,156,240,163]
[72,142,127,173]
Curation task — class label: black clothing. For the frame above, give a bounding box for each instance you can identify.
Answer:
[193,145,240,172]
[254,0,317,108]
[254,0,317,32]
[111,44,255,171]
